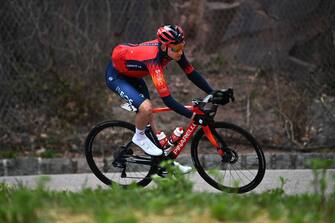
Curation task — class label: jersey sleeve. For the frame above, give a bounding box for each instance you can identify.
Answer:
[147,63,170,97]
[177,53,195,75]
[177,53,213,94]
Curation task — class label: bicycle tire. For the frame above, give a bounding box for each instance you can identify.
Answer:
[85,120,157,187]
[191,122,266,193]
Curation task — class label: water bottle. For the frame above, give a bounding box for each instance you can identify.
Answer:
[162,127,184,156]
[167,127,184,147]
[156,131,168,148]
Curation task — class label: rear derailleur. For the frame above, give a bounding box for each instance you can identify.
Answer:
[112,146,133,177]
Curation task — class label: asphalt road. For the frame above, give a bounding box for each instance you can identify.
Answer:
[1,170,334,195]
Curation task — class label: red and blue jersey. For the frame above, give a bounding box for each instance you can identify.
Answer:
[110,39,213,119]
[111,39,195,97]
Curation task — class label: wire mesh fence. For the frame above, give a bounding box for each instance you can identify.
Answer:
[1,0,334,153]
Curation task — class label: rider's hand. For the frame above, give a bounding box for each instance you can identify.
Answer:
[193,114,213,126]
[211,88,234,105]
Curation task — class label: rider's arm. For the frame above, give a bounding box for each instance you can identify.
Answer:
[161,95,193,118]
[177,54,214,94]
[148,65,193,118]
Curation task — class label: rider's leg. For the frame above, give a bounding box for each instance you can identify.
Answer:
[105,65,162,156]
[134,99,152,131]
[132,99,162,156]
[127,78,158,133]
[149,118,158,134]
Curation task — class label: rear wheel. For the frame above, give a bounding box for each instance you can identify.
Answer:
[85,120,156,187]
[191,122,266,193]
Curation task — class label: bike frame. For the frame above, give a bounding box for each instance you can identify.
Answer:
[152,105,222,159]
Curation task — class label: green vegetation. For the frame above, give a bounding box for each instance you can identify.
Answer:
[36,149,62,158]
[0,151,17,159]
[0,162,334,223]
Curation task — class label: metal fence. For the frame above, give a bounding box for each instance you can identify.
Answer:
[1,0,335,152]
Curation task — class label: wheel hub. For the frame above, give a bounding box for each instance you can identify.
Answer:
[221,149,238,164]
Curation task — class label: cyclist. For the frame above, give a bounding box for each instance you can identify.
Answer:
[106,25,215,173]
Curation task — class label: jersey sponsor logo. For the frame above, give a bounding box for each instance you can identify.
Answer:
[152,68,169,96]
[139,93,145,98]
[154,69,165,87]
[125,60,147,71]
[127,64,143,69]
[116,86,134,106]
[139,42,159,46]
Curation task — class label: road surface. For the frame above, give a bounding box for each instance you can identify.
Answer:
[0,169,334,195]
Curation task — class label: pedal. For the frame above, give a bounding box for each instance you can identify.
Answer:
[157,167,168,178]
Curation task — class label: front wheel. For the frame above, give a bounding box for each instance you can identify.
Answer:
[191,122,266,193]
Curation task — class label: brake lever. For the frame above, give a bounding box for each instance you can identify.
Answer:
[203,94,213,103]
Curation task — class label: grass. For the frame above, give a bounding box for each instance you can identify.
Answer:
[0,161,334,223]
[0,151,18,159]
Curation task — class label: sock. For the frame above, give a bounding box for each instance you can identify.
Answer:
[133,128,146,141]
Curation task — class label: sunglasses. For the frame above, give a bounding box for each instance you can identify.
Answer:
[170,42,185,53]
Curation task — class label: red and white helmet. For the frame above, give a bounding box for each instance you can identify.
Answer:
[157,25,184,46]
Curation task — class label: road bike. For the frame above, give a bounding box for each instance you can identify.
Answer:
[85,89,266,193]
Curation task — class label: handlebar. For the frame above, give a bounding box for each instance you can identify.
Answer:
[192,88,234,105]
[192,88,234,117]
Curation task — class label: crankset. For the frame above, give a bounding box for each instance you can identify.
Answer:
[112,146,133,168]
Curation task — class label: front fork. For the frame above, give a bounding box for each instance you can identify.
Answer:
[202,124,236,163]
[202,124,227,153]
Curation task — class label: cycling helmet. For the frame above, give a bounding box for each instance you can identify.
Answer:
[157,25,184,46]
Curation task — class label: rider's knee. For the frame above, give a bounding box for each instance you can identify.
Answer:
[139,100,152,114]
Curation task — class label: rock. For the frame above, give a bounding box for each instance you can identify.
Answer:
[75,158,92,173]
[214,0,335,76]
[308,96,335,147]
[40,158,76,174]
[259,0,321,21]
[6,157,39,176]
[204,0,240,53]
[0,161,4,176]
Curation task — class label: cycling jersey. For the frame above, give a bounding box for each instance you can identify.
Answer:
[108,39,213,119]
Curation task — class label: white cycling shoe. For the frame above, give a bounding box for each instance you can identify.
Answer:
[173,161,192,174]
[132,135,163,156]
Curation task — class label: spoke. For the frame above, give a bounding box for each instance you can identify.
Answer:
[230,164,251,186]
[213,159,223,170]
[232,158,257,180]
[222,167,227,184]
[230,164,245,184]
[230,165,239,188]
